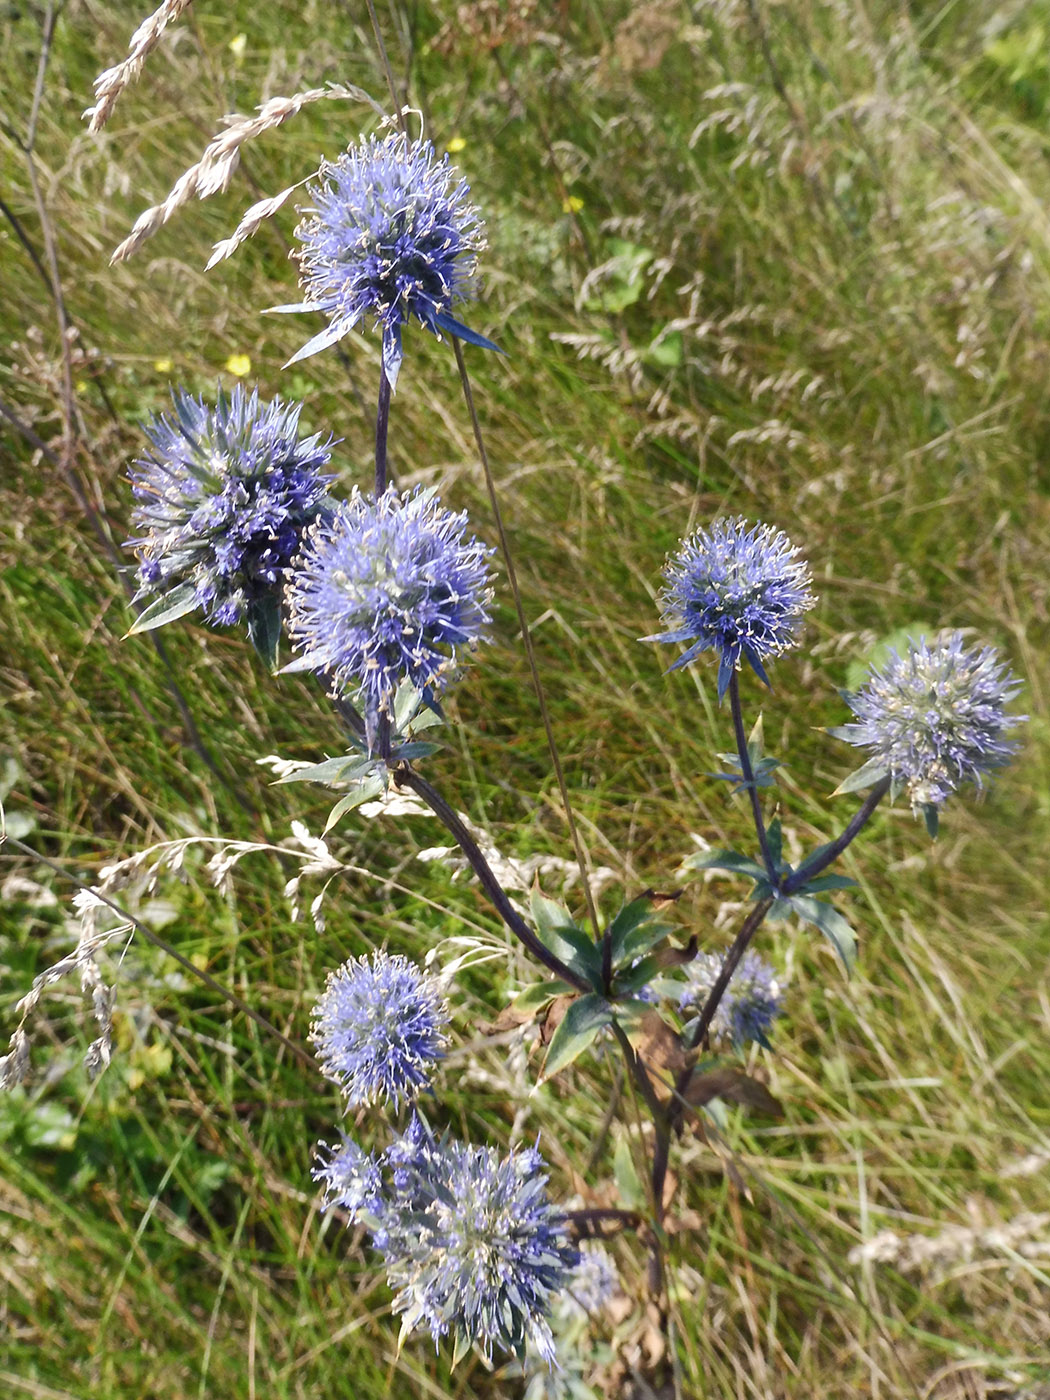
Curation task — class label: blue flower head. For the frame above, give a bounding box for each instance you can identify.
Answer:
[277,132,493,387]
[285,484,494,741]
[644,517,816,700]
[128,385,334,633]
[680,949,783,1048]
[312,1137,385,1221]
[379,1127,578,1367]
[838,631,1024,815]
[311,952,449,1110]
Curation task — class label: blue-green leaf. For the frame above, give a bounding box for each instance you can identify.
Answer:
[832,757,890,797]
[246,594,282,671]
[680,849,767,882]
[530,892,603,987]
[323,775,387,832]
[274,755,377,786]
[788,894,857,975]
[511,979,576,1015]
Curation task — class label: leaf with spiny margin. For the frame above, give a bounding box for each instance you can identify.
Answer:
[127,583,199,634]
[323,776,387,833]
[530,891,603,988]
[539,993,612,1081]
[788,893,857,974]
[681,849,767,882]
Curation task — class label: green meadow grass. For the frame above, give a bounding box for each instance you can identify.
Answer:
[1,1,1048,1396]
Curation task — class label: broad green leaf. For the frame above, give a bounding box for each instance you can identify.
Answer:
[539,994,612,1081]
[530,892,603,986]
[127,583,199,634]
[789,894,857,975]
[510,979,576,1015]
[607,900,672,969]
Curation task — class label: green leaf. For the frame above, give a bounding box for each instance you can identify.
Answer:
[274,755,377,786]
[765,816,783,870]
[613,1135,646,1210]
[795,873,858,894]
[788,894,857,975]
[922,803,940,840]
[323,776,387,833]
[832,756,889,797]
[390,741,441,761]
[510,979,576,1014]
[530,892,603,987]
[539,994,612,1081]
[606,900,672,969]
[127,583,199,635]
[645,329,683,367]
[246,594,282,671]
[680,849,767,882]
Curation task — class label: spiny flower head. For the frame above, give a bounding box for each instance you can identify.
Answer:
[839,632,1024,814]
[285,485,493,738]
[312,1137,384,1219]
[310,951,449,1110]
[645,518,816,700]
[560,1241,620,1322]
[129,385,334,629]
[280,132,488,387]
[379,1125,578,1366]
[680,949,783,1048]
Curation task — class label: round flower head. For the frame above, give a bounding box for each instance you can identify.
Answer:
[838,631,1024,815]
[312,1137,385,1221]
[378,1127,578,1367]
[680,949,783,1048]
[285,485,493,738]
[277,132,492,388]
[560,1241,620,1322]
[645,517,816,700]
[311,952,449,1110]
[128,385,334,632]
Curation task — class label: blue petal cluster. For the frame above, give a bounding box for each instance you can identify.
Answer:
[645,517,816,699]
[839,632,1023,813]
[311,952,449,1110]
[313,1118,577,1366]
[280,132,487,386]
[560,1241,620,1322]
[285,485,493,734]
[680,949,783,1048]
[129,385,334,627]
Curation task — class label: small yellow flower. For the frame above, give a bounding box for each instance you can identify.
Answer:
[225,353,252,377]
[446,136,466,154]
[153,357,173,373]
[562,194,584,214]
[75,379,88,395]
[229,32,247,58]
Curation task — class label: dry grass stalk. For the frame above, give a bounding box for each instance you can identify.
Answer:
[205,181,305,269]
[84,0,195,133]
[110,83,385,265]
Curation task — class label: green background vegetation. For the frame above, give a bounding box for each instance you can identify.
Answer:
[1,1,1048,1396]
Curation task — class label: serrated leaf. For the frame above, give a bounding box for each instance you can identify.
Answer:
[832,757,890,797]
[539,994,612,1081]
[127,583,199,634]
[323,777,387,833]
[680,849,767,882]
[530,892,603,986]
[788,894,857,974]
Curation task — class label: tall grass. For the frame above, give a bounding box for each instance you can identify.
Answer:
[1,1,1048,1396]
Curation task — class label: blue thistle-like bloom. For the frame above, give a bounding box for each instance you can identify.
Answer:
[838,632,1024,814]
[312,1137,385,1220]
[560,1241,620,1322]
[285,485,494,737]
[680,949,783,1048]
[379,1126,578,1366]
[644,517,816,700]
[128,385,334,630]
[310,952,449,1110]
[275,132,492,387]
